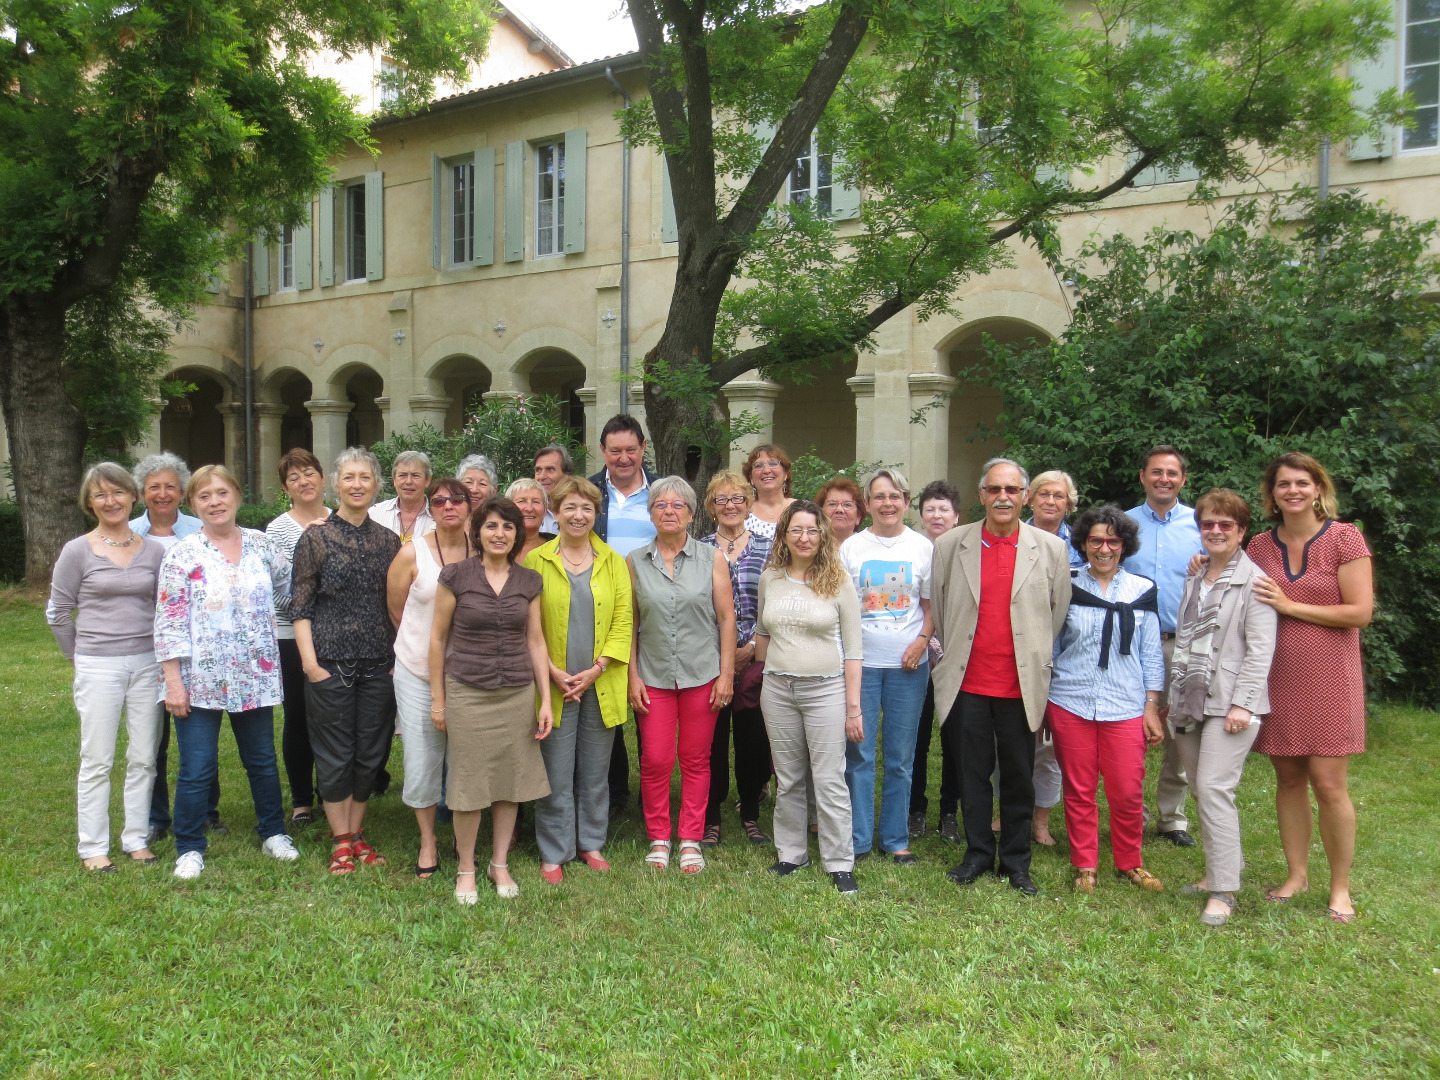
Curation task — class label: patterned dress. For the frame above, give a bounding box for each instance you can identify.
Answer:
[1246,521,1371,757]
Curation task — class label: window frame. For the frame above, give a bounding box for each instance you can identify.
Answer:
[277,224,296,292]
[788,129,834,217]
[1403,0,1440,153]
[344,181,367,283]
[448,155,477,268]
[534,139,566,259]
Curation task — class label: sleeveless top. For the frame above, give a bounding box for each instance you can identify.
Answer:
[631,535,721,689]
[394,533,443,680]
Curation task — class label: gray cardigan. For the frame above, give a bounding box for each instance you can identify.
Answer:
[1172,549,1277,724]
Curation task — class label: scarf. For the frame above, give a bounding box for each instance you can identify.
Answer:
[1067,578,1159,670]
[1168,553,1242,729]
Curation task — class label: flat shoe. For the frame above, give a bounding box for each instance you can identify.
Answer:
[1200,892,1236,927]
[578,851,611,872]
[83,860,119,874]
[540,864,564,885]
[1179,883,1209,896]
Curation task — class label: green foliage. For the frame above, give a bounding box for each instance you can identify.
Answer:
[371,395,587,492]
[962,190,1440,698]
[787,450,890,503]
[0,502,23,583]
[235,499,287,532]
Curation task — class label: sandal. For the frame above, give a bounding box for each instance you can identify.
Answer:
[351,831,386,866]
[741,820,770,846]
[290,809,314,826]
[1073,869,1097,894]
[645,840,671,869]
[329,833,356,876]
[1201,892,1236,927]
[700,824,721,848]
[455,869,478,905]
[678,843,705,874]
[1265,881,1309,903]
[1118,867,1164,892]
[415,860,438,879]
[1326,906,1358,924]
[82,858,118,875]
[487,861,519,900]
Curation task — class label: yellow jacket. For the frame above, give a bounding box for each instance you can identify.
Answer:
[524,534,633,729]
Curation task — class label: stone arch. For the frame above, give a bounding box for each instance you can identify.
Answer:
[161,364,234,469]
[263,366,316,455]
[514,347,587,443]
[770,352,859,472]
[424,353,493,431]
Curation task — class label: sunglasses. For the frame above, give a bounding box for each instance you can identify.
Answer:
[1199,520,1238,533]
[430,495,470,507]
[1085,537,1124,549]
[984,485,1024,496]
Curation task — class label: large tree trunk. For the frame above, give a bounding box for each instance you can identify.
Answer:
[0,294,88,587]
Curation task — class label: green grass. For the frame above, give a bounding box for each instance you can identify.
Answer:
[1,594,1437,1079]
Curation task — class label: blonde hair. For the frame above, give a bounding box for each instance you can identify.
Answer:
[1029,470,1079,513]
[185,464,243,506]
[705,469,752,510]
[767,500,847,598]
[548,473,602,514]
[505,477,546,501]
[1262,452,1339,522]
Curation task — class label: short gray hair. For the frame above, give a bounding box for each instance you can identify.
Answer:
[505,477,546,500]
[333,446,383,485]
[648,475,697,515]
[132,452,191,493]
[392,450,433,479]
[533,444,575,474]
[1029,469,1078,512]
[79,462,139,516]
[456,453,498,487]
[863,467,911,501]
[979,457,1029,492]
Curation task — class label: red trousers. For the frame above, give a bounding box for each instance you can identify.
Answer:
[638,682,719,843]
[1046,702,1147,872]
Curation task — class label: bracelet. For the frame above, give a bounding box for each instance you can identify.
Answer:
[847,710,862,718]
[430,705,445,713]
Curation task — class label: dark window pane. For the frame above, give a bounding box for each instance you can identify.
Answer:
[1410,0,1440,21]
[1403,104,1439,147]
[818,186,832,216]
[347,185,366,280]
[1409,20,1440,65]
[1406,63,1439,106]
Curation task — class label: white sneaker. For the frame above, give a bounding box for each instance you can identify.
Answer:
[173,851,205,880]
[262,834,300,862]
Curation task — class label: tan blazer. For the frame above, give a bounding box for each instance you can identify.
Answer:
[1171,549,1277,724]
[931,521,1073,732]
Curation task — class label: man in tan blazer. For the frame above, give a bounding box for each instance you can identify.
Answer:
[932,458,1072,894]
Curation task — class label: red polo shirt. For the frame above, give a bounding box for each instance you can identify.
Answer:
[960,527,1023,698]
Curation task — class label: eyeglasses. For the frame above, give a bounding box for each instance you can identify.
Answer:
[1085,536,1124,549]
[652,501,689,512]
[786,527,822,539]
[712,494,748,507]
[823,500,857,512]
[1199,520,1238,533]
[91,489,130,505]
[869,493,907,503]
[752,460,784,471]
[431,495,469,507]
[1032,491,1066,502]
[984,485,1024,496]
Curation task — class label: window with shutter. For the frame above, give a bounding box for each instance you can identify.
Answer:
[563,127,586,253]
[1349,2,1400,159]
[1405,0,1439,150]
[504,140,524,262]
[535,139,565,257]
[345,182,367,281]
[251,237,270,297]
[278,225,295,291]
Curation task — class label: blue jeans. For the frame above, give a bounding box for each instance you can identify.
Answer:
[846,661,929,855]
[174,706,286,857]
[150,710,220,830]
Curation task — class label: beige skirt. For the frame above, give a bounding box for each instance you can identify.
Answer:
[445,679,552,811]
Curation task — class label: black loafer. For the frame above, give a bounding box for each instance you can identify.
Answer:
[854,850,872,863]
[830,870,859,895]
[1159,829,1197,848]
[768,860,810,876]
[205,818,228,836]
[892,852,919,866]
[1008,872,1040,896]
[946,862,989,886]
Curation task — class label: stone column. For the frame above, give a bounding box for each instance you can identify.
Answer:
[217,402,248,484]
[720,377,783,470]
[374,396,393,440]
[575,386,599,471]
[253,402,288,502]
[129,398,164,462]
[906,373,957,493]
[408,393,453,431]
[306,399,354,479]
[846,374,876,466]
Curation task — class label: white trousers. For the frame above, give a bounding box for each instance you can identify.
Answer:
[73,653,163,858]
[393,663,447,809]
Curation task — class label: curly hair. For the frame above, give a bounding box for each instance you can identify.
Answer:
[1070,503,1141,561]
[766,500,847,598]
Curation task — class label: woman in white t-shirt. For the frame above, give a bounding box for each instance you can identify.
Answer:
[838,468,933,864]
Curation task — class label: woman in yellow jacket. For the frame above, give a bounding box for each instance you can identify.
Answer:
[524,474,633,884]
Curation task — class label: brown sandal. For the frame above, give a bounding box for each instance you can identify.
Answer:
[329,833,356,876]
[351,831,386,865]
[1119,867,1164,892]
[1073,869,1097,894]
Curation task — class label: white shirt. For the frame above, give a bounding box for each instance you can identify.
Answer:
[840,527,932,669]
[368,497,434,541]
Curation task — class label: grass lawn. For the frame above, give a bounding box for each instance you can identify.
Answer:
[1,594,1437,1079]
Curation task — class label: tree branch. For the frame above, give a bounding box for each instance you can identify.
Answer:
[987,147,1160,246]
[51,151,165,309]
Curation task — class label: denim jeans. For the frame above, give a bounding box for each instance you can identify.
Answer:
[845,660,928,855]
[174,706,286,857]
[150,710,221,831]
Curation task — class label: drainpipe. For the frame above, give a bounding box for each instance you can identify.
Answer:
[605,66,631,415]
[243,241,255,501]
[1317,135,1330,201]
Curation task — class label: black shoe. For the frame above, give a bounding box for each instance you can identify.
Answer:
[854,849,872,863]
[290,809,314,827]
[938,813,960,843]
[1008,872,1039,896]
[908,811,926,839]
[1159,829,1197,848]
[146,825,170,845]
[608,800,630,820]
[205,818,228,836]
[768,860,810,876]
[946,862,989,886]
[830,870,859,895]
[892,852,919,866]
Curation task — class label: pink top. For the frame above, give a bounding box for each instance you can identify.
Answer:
[394,534,443,680]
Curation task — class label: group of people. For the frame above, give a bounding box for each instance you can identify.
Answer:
[49,422,1372,921]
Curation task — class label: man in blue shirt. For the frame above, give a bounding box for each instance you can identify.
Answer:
[587,415,660,816]
[1124,444,1204,847]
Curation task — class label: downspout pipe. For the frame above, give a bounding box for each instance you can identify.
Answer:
[243,242,255,501]
[605,66,631,415]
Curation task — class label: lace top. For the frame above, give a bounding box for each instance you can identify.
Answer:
[290,515,401,661]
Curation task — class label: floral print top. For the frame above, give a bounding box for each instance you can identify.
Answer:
[153,529,292,712]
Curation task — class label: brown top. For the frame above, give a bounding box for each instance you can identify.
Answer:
[438,558,543,690]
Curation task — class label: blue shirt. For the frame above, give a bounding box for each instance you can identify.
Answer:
[604,472,655,559]
[1048,567,1165,722]
[131,510,202,540]
[1124,501,1203,632]
[1027,518,1086,570]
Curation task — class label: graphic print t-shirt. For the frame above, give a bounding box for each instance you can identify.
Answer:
[840,527,932,669]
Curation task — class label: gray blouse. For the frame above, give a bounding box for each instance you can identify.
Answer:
[630,536,721,689]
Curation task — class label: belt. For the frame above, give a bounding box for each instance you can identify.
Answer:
[1161,632,1176,640]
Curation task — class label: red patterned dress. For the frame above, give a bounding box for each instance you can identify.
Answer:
[1246,520,1372,757]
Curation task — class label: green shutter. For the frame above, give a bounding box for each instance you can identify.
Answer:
[431,154,443,271]
[296,206,313,290]
[1348,7,1398,161]
[365,171,384,280]
[563,127,586,254]
[475,145,496,266]
[1128,151,1199,187]
[251,237,270,296]
[660,155,677,243]
[830,151,860,221]
[318,184,334,287]
[504,140,524,262]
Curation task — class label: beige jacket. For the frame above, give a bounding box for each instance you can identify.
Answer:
[1171,549,1277,725]
[931,522,1073,732]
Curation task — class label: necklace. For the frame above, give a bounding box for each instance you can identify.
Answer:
[714,526,747,557]
[98,531,138,548]
[435,532,470,568]
[561,544,593,572]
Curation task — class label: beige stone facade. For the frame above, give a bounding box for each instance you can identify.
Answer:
[109,3,1440,499]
